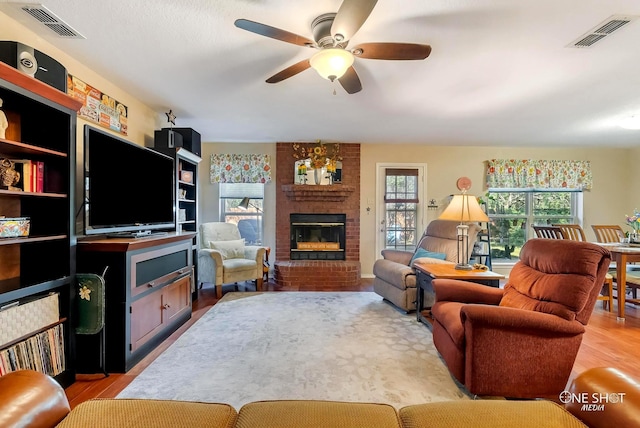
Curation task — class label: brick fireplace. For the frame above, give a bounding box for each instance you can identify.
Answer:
[274,143,361,288]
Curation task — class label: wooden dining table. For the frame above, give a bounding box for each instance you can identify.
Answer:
[597,243,640,321]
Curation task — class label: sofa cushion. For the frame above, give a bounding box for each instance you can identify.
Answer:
[57,399,237,428]
[410,248,446,266]
[399,400,587,428]
[499,239,609,321]
[209,239,245,260]
[236,400,401,428]
[417,220,481,263]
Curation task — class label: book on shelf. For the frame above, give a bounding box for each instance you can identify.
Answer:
[12,159,31,192]
[11,159,45,192]
[35,161,44,193]
[0,323,65,377]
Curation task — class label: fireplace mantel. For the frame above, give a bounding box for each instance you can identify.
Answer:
[281,184,356,202]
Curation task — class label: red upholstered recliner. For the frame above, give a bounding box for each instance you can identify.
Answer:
[431,239,611,399]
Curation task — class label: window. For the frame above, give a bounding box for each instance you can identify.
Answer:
[219,183,264,244]
[486,190,581,263]
[384,169,419,251]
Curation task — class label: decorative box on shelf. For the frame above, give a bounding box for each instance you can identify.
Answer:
[0,292,59,346]
[0,217,30,238]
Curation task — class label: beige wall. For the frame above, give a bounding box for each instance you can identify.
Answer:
[360,145,635,277]
[199,143,633,278]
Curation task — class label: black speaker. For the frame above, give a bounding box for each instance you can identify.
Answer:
[168,127,201,156]
[0,41,67,92]
[154,128,184,151]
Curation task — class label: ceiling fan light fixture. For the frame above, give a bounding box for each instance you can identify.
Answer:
[310,48,354,81]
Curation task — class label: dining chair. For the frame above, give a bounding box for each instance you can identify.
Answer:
[591,224,640,301]
[554,224,613,312]
[532,225,566,239]
[553,224,587,241]
[591,225,625,243]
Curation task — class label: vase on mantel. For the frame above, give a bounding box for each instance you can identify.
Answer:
[314,168,322,185]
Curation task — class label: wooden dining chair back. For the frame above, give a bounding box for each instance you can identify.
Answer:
[591,225,625,243]
[532,225,566,240]
[553,224,587,242]
[580,225,622,313]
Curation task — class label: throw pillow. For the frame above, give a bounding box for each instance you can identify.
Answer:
[209,239,245,260]
[410,248,447,266]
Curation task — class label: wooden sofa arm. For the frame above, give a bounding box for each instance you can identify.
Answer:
[0,370,70,428]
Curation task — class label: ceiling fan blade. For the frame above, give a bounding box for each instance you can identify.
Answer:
[235,19,315,47]
[338,66,362,94]
[331,0,378,42]
[266,59,311,83]
[351,42,432,60]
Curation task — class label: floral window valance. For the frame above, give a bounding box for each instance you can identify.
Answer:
[210,154,272,183]
[486,159,592,190]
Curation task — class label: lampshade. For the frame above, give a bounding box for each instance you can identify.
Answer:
[238,197,250,210]
[309,48,354,82]
[439,192,488,270]
[439,194,489,223]
[238,197,263,213]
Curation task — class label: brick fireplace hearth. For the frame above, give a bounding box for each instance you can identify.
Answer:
[274,143,361,288]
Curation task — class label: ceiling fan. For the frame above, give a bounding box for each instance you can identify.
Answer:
[234,0,431,94]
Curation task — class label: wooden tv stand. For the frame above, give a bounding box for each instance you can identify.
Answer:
[76,233,195,372]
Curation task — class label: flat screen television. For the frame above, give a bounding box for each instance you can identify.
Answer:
[83,125,175,237]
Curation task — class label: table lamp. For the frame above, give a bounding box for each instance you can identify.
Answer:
[439,191,489,270]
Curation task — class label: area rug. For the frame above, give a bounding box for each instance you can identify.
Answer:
[117,292,469,408]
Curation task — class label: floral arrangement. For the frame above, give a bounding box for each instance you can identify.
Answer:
[626,210,640,233]
[292,140,342,170]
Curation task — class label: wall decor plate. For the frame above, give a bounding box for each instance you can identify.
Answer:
[180,170,193,183]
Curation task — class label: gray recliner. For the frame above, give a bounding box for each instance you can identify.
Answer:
[372,220,481,312]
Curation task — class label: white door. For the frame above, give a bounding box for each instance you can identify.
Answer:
[375,163,427,258]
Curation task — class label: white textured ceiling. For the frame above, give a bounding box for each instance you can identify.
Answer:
[2,0,640,147]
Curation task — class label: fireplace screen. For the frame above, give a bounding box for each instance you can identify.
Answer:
[290,213,346,260]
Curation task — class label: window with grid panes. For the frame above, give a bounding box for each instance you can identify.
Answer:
[384,169,419,251]
[486,190,581,263]
[219,183,264,244]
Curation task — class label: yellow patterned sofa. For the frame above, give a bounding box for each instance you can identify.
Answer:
[1,369,637,428]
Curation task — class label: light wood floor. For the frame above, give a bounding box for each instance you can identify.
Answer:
[64,279,640,409]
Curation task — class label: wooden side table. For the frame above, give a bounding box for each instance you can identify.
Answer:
[414,261,504,325]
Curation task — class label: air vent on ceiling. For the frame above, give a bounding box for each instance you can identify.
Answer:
[19,4,85,39]
[569,15,638,48]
